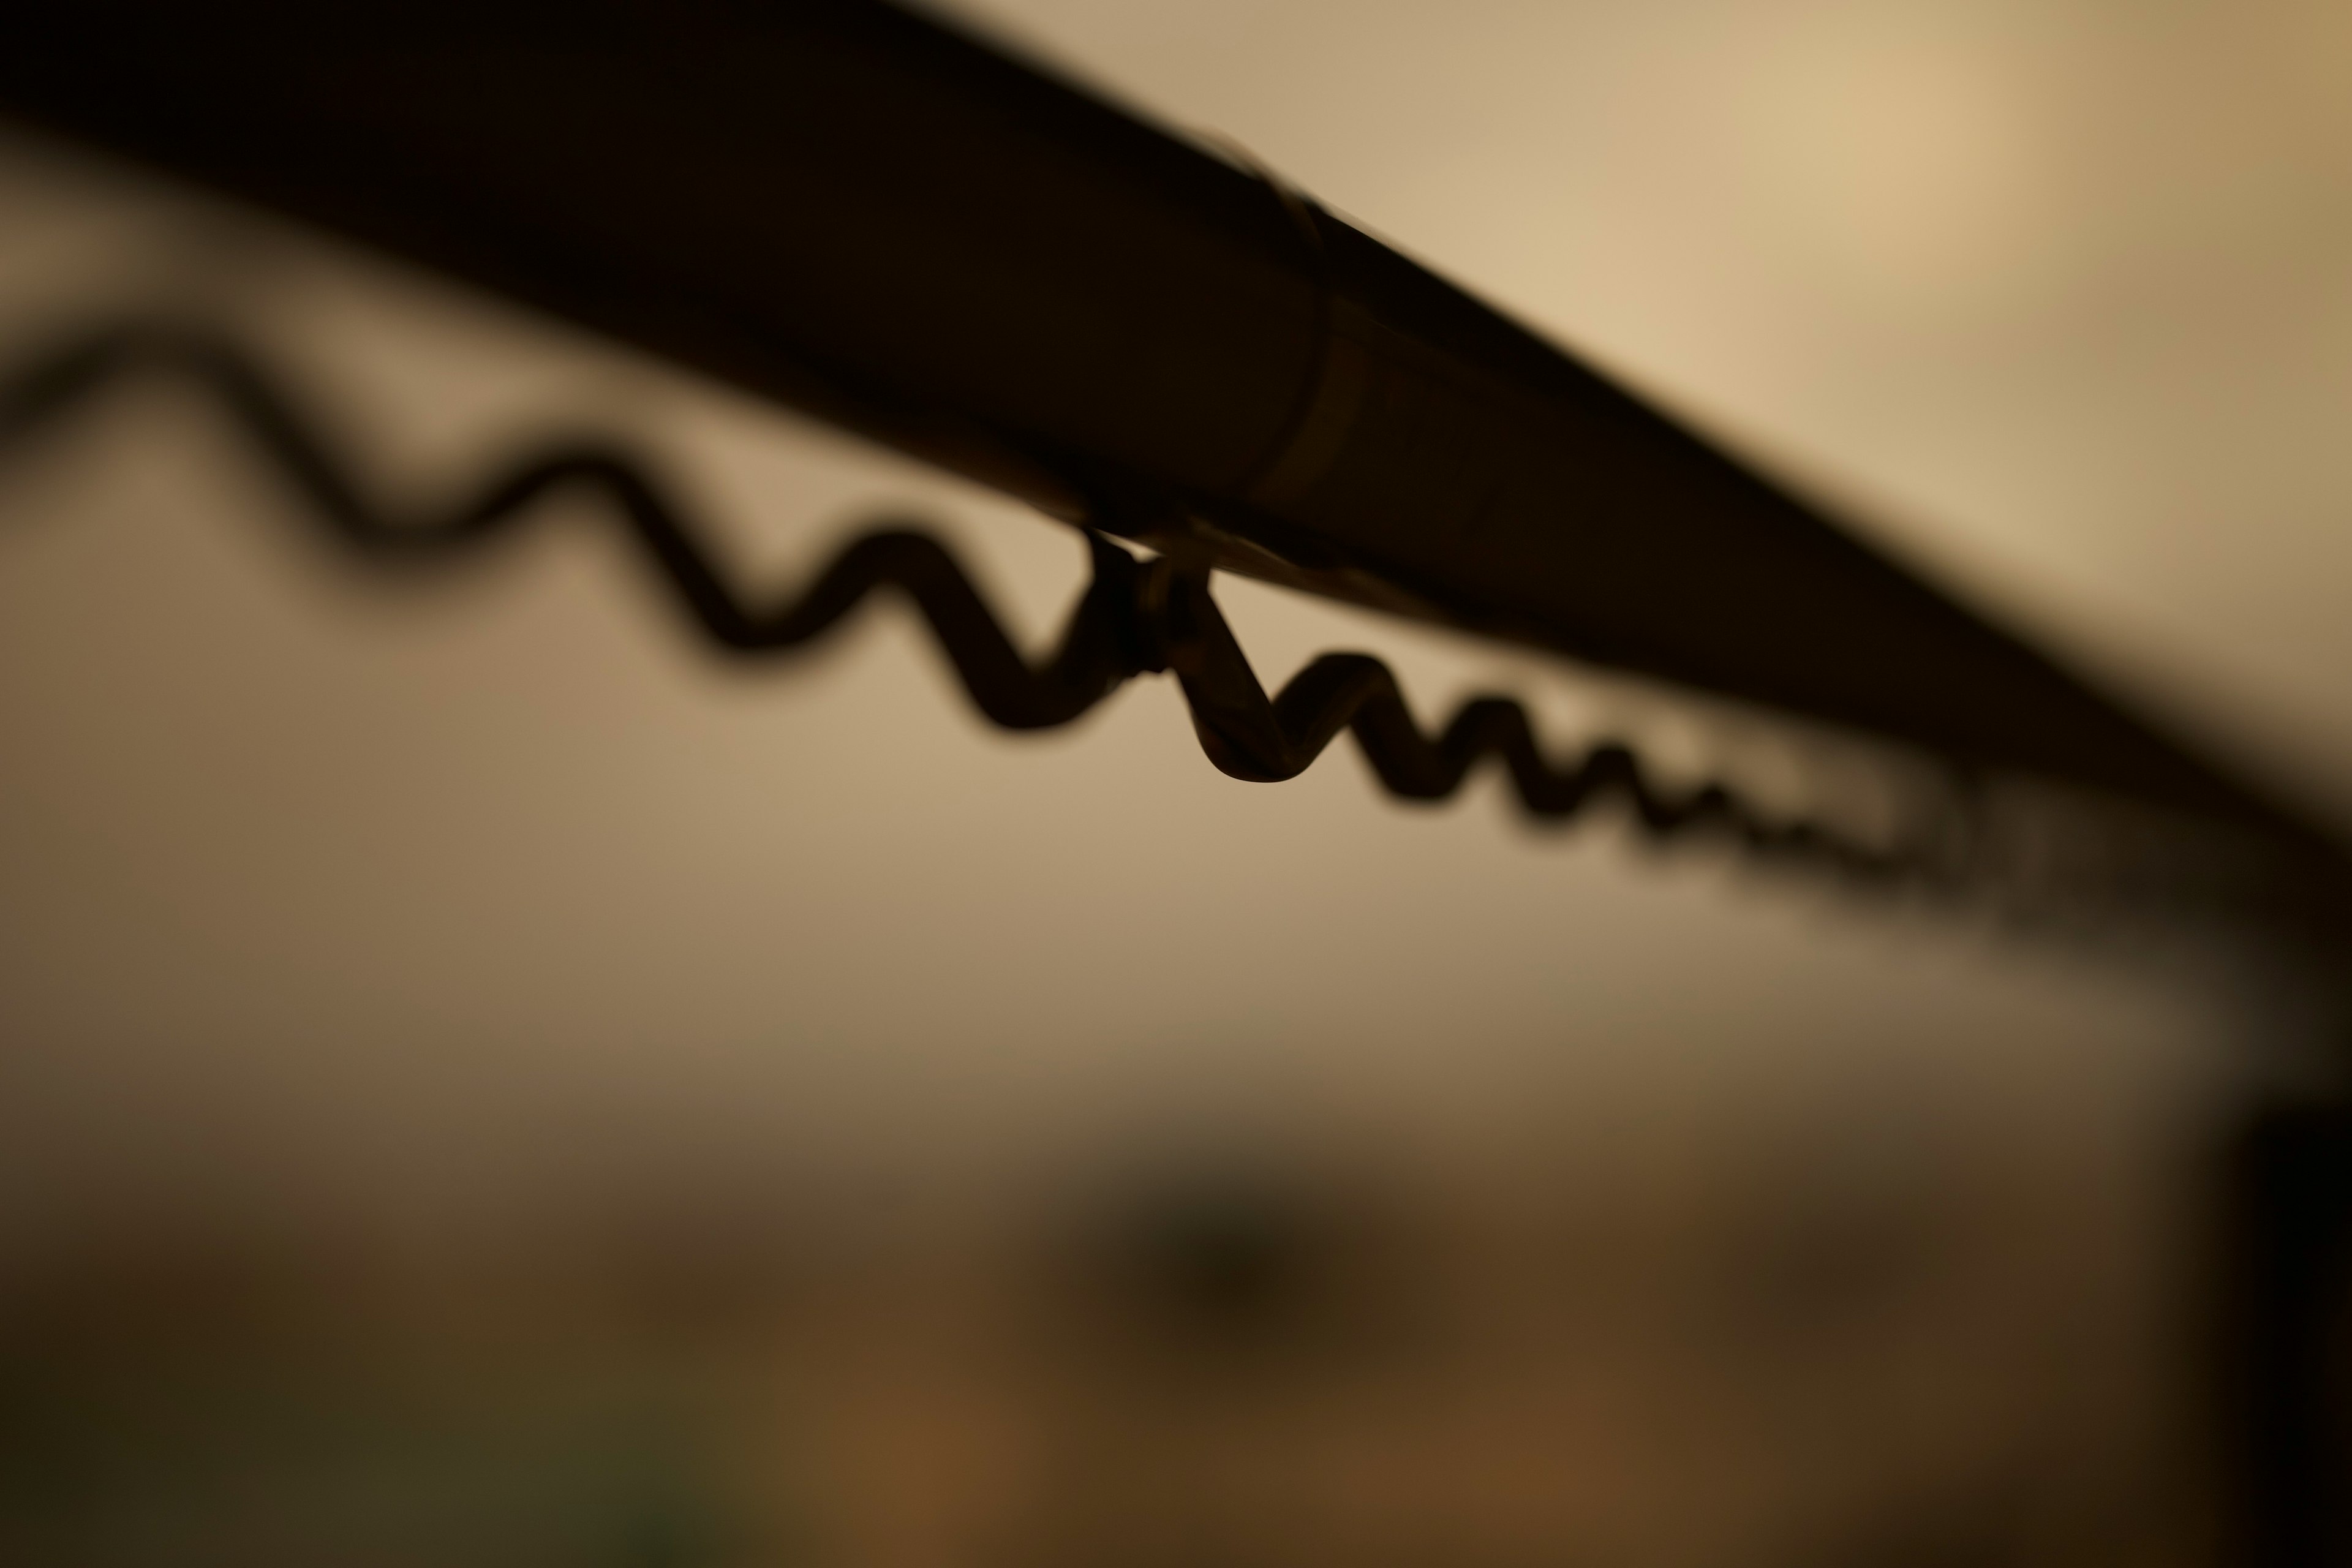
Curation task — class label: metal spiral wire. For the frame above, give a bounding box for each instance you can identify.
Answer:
[0,322,1986,894]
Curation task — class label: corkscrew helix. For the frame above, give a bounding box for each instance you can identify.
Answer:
[0,320,1975,891]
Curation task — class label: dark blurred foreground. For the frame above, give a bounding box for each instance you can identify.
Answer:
[6,1095,2285,1567]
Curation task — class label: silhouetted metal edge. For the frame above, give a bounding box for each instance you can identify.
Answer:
[1,0,2347,903]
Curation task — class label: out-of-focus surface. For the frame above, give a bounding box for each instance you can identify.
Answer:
[957,0,2352,829]
[2,0,2345,1561]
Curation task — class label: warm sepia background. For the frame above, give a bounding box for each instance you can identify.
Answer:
[2,2,2348,1564]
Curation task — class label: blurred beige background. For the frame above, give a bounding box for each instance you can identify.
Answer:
[2,2,2345,1562]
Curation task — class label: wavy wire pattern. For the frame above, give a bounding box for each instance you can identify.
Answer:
[1,322,1945,889]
